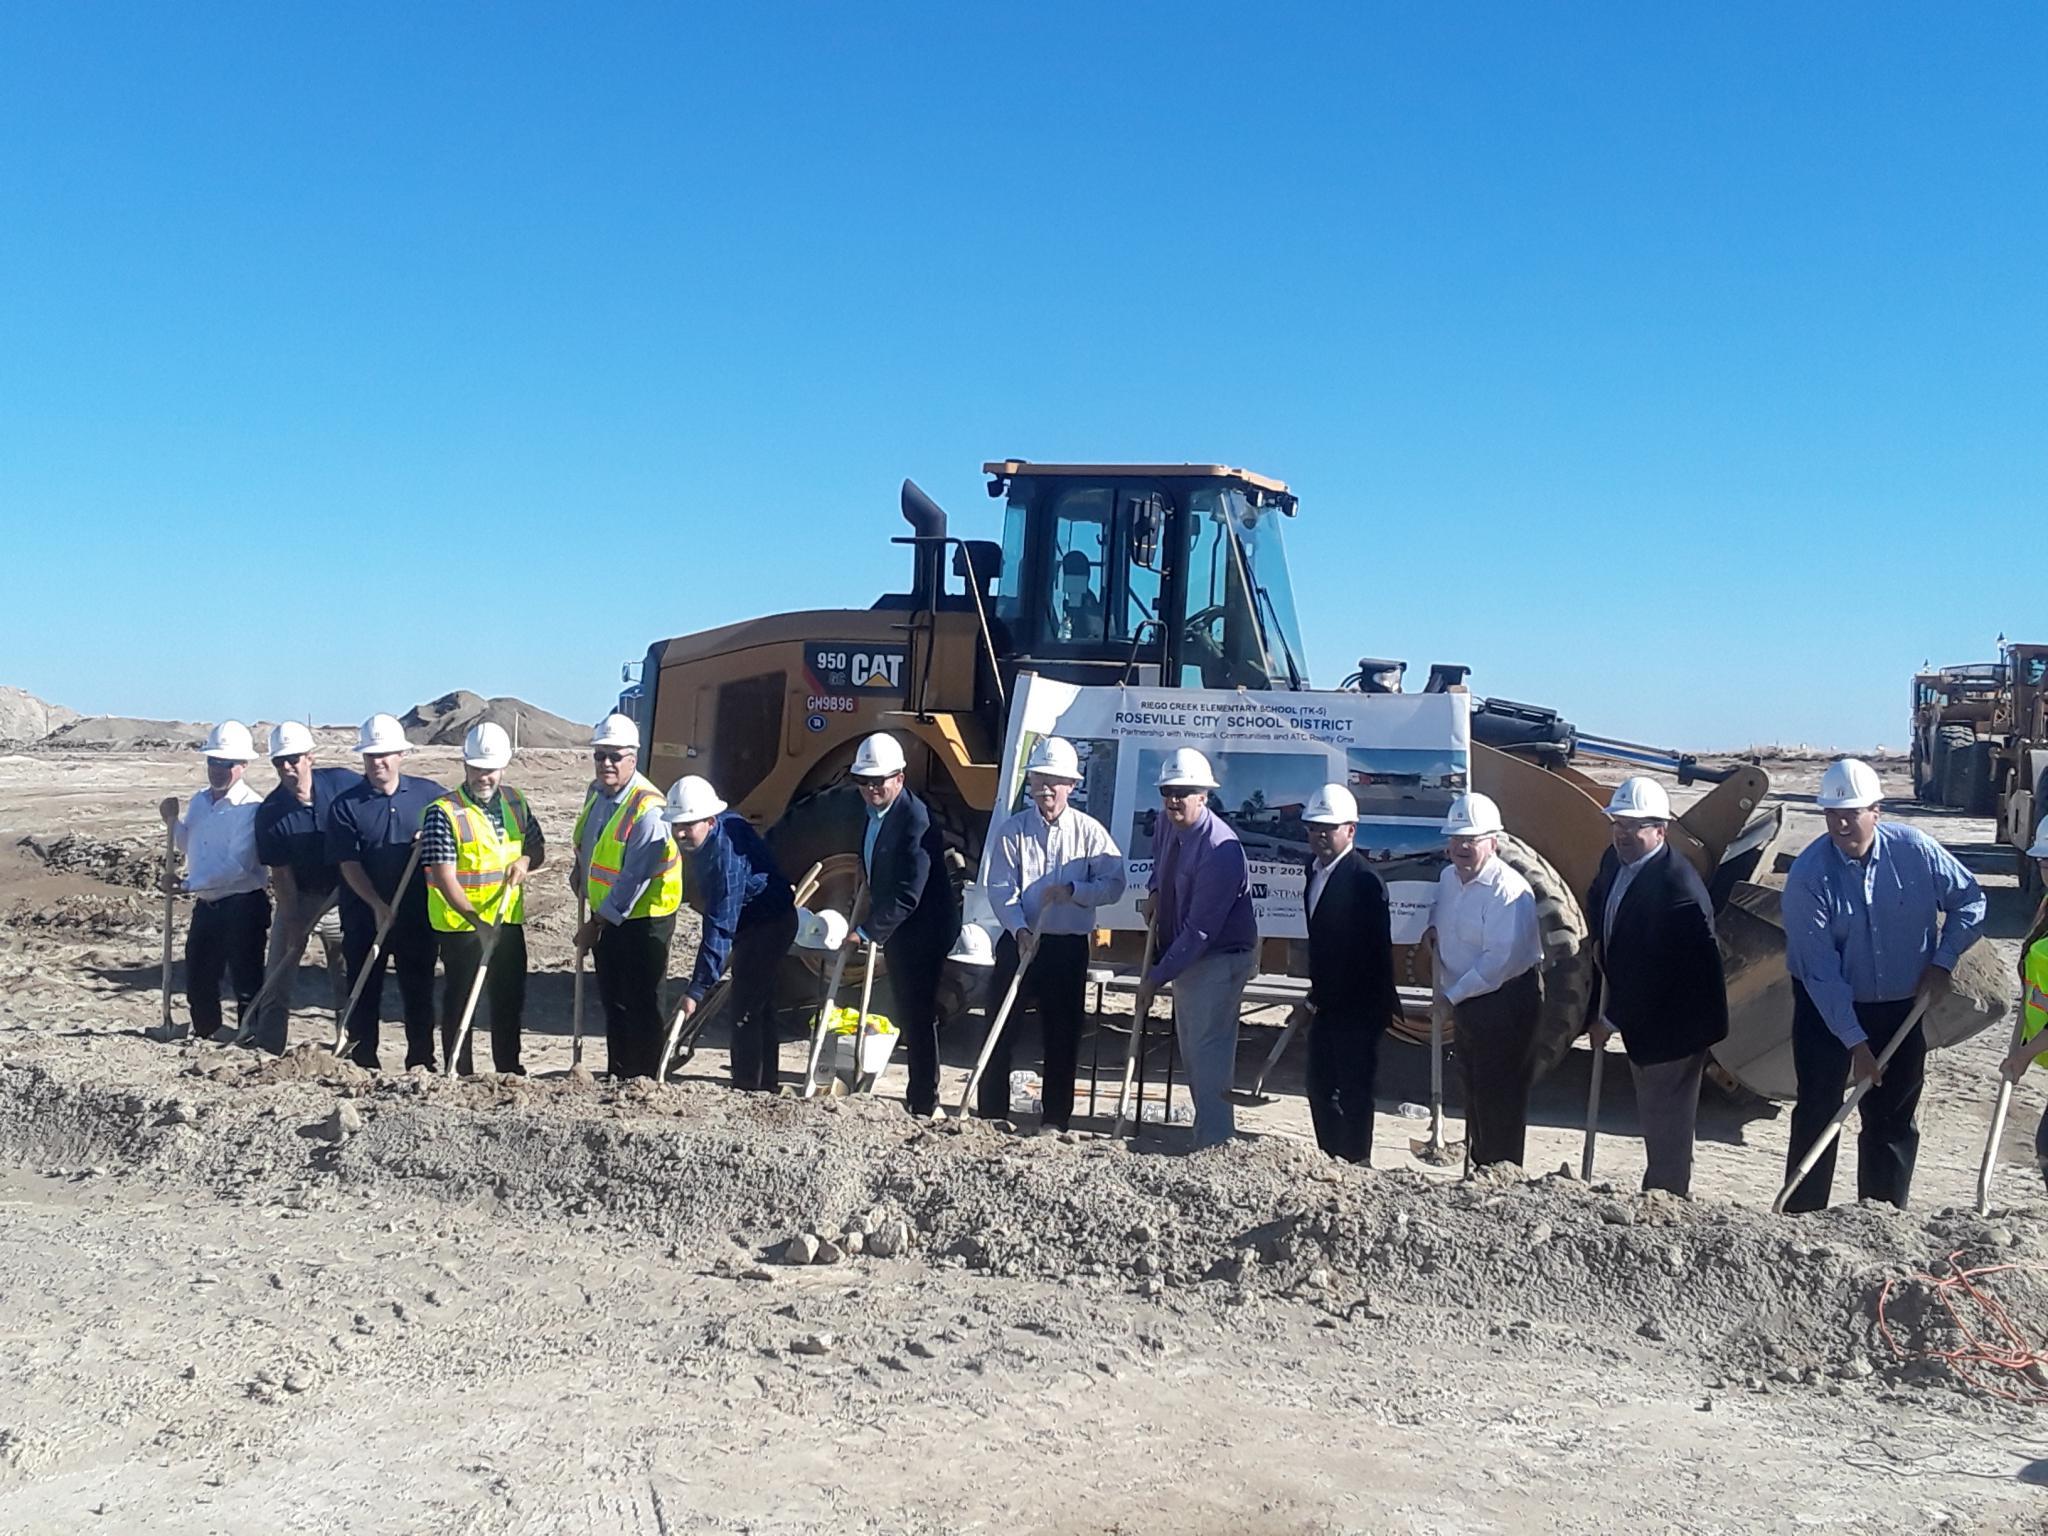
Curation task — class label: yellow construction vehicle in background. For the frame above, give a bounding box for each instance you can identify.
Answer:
[617,461,1809,1088]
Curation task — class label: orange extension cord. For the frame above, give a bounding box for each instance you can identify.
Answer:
[1877,1251,2048,1406]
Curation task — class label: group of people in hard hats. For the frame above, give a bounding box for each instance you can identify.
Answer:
[153,714,2029,1206]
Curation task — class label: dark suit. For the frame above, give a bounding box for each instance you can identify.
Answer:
[1584,843,1727,1193]
[1302,849,1400,1163]
[863,789,963,1114]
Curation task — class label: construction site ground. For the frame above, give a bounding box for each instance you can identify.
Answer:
[2,746,2046,1534]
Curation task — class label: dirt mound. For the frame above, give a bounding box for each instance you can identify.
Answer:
[0,687,79,747]
[17,833,162,891]
[401,691,587,750]
[40,716,210,752]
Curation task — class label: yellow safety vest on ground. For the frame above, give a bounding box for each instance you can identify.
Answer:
[427,786,531,933]
[574,773,681,920]
[2022,938,2048,1071]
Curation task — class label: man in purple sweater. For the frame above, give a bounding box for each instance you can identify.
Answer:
[1135,748,1259,1149]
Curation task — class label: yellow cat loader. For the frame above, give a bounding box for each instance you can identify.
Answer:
[621,462,1994,1094]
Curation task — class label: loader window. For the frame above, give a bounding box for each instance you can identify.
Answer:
[710,671,784,808]
[1180,492,1270,688]
[1044,489,1111,644]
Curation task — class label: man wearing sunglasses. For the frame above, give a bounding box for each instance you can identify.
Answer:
[571,712,681,1079]
[244,721,361,1053]
[1135,748,1258,1149]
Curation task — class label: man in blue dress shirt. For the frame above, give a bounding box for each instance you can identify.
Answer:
[1780,757,1985,1212]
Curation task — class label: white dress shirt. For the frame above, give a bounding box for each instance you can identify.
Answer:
[1306,854,1338,919]
[176,779,267,899]
[1603,844,1666,945]
[986,804,1125,936]
[1430,855,1541,1005]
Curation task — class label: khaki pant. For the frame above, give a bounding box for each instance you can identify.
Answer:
[246,884,346,1053]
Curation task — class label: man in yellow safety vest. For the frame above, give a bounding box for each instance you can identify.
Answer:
[422,721,545,1076]
[571,712,681,1078]
[1999,828,2048,1193]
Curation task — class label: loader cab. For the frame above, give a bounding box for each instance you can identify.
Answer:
[982,461,1309,692]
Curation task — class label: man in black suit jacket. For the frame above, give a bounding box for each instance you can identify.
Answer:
[1294,784,1400,1162]
[847,733,963,1117]
[1583,777,1728,1196]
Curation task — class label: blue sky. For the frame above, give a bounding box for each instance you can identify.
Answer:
[2,5,2040,750]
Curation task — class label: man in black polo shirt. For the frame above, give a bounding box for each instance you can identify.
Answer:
[327,713,446,1070]
[245,721,362,1053]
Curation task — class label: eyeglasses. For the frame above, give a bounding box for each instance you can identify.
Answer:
[592,750,629,765]
[272,753,306,768]
[1160,787,1197,801]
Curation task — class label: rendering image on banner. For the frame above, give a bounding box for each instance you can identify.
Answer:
[1343,748,1467,817]
[1129,749,1330,861]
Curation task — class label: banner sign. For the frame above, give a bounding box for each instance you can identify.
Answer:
[983,677,1469,944]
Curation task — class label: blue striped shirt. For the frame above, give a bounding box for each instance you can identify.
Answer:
[683,812,794,1002]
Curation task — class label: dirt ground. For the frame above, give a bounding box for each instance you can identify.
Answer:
[2,744,2046,1534]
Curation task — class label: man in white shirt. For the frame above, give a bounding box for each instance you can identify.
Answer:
[149,721,271,1043]
[1428,790,1542,1167]
[981,736,1125,1126]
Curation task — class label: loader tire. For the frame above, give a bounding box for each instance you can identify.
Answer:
[1493,832,1594,1080]
[1934,724,1976,808]
[1960,740,1997,816]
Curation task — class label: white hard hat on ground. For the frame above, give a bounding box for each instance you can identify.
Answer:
[592,713,640,750]
[1026,736,1081,781]
[2029,826,2048,860]
[355,713,408,756]
[852,733,908,778]
[463,721,513,770]
[202,720,255,762]
[267,721,314,759]
[1816,758,1883,811]
[1303,783,1359,826]
[1604,777,1673,821]
[1155,747,1220,790]
[662,774,728,823]
[794,906,851,952]
[1442,791,1505,837]
[949,921,995,966]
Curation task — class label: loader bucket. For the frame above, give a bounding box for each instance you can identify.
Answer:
[1707,876,2013,1103]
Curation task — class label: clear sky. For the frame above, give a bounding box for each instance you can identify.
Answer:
[3,5,2041,750]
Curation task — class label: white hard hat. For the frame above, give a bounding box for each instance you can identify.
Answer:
[1303,783,1359,826]
[1155,747,1220,790]
[1604,776,1673,822]
[948,921,995,966]
[462,721,513,770]
[1816,758,1882,811]
[662,774,727,823]
[1442,791,1505,837]
[355,713,408,756]
[851,732,907,778]
[267,721,314,759]
[794,906,851,952]
[201,720,255,762]
[592,713,640,750]
[1025,736,1081,781]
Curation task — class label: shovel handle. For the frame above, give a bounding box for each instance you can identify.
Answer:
[802,940,854,1098]
[570,892,587,1068]
[1975,1015,2032,1216]
[959,916,1045,1115]
[159,821,178,1031]
[1581,1038,1607,1182]
[1111,923,1159,1138]
[1773,997,1930,1215]
[332,835,425,1057]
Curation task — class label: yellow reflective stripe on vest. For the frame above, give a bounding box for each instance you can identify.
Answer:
[2022,939,2048,1069]
[427,786,528,933]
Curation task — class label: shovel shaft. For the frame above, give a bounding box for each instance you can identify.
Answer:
[1581,1041,1607,1182]
[1250,1010,1300,1099]
[1976,1015,2031,1216]
[332,835,425,1057]
[570,893,587,1068]
[1111,925,1159,1138]
[447,871,519,1073]
[959,918,1044,1115]
[802,942,853,1098]
[159,823,177,1030]
[851,948,879,1092]
[1773,997,1930,1215]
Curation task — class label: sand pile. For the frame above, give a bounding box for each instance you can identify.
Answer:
[41,716,211,751]
[4,1042,2043,1407]
[0,687,79,747]
[402,691,587,750]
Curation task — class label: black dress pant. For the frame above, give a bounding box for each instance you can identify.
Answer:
[186,890,271,1038]
[886,934,948,1115]
[1453,967,1542,1168]
[595,913,676,1080]
[438,924,528,1076]
[1307,1010,1383,1164]
[341,913,438,1070]
[1782,983,1925,1213]
[978,932,1090,1125]
[726,906,799,1091]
